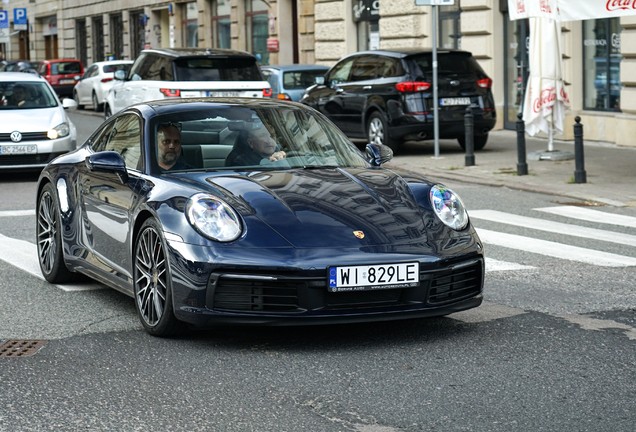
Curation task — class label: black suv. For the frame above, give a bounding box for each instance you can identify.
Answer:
[301,49,496,152]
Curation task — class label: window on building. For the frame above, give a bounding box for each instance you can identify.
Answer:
[353,0,380,51]
[182,2,199,47]
[211,0,231,49]
[439,4,461,49]
[76,20,88,67]
[92,16,104,62]
[246,0,269,65]
[583,18,622,111]
[110,14,124,60]
[130,11,146,59]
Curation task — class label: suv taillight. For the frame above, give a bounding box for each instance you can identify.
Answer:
[263,88,273,97]
[477,78,492,88]
[396,81,431,92]
[160,88,180,97]
[101,78,113,83]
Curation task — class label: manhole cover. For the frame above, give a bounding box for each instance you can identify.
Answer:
[0,340,48,358]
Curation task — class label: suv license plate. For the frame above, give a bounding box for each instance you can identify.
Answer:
[328,262,419,292]
[0,145,37,155]
[207,91,240,97]
[440,97,471,106]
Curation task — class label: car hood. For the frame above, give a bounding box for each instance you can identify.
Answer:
[202,167,428,249]
[0,107,67,133]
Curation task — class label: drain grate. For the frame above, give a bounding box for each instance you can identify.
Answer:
[0,340,48,358]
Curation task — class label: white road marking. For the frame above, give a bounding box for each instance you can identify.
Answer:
[471,209,636,247]
[535,206,636,228]
[0,233,105,292]
[476,228,636,267]
[0,209,36,217]
[485,258,535,272]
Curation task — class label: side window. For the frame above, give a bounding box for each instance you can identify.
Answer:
[377,57,404,78]
[90,122,115,153]
[37,63,48,75]
[129,53,156,80]
[103,115,142,170]
[328,58,355,86]
[349,56,378,82]
[89,66,100,78]
[147,55,174,81]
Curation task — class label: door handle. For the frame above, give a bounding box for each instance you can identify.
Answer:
[363,86,372,90]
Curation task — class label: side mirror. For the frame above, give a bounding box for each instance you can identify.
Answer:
[365,143,393,167]
[114,70,126,80]
[62,98,78,109]
[86,151,129,183]
[315,76,325,85]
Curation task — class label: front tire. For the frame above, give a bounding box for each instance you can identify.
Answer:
[73,91,85,110]
[134,218,185,337]
[37,183,76,283]
[457,133,489,151]
[92,92,103,112]
[367,111,398,152]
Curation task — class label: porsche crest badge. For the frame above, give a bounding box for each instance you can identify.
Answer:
[353,231,364,239]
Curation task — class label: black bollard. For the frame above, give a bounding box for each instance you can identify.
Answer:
[516,113,528,176]
[574,116,587,184]
[464,106,475,166]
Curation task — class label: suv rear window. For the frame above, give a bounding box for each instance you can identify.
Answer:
[174,57,263,81]
[405,52,486,76]
[51,62,82,75]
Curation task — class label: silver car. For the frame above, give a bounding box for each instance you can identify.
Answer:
[0,73,77,170]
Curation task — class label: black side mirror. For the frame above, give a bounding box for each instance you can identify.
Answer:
[365,143,393,167]
[86,151,129,183]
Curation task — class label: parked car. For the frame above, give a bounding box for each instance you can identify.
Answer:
[104,48,272,120]
[261,64,329,102]
[0,60,39,74]
[301,49,496,152]
[73,60,134,112]
[0,72,77,171]
[35,97,484,336]
[37,59,84,97]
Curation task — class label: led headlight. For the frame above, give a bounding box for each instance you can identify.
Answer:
[48,122,70,140]
[185,193,242,242]
[429,185,469,230]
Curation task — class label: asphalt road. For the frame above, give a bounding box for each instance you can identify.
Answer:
[0,109,635,431]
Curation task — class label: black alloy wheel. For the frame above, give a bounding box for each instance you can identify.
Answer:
[73,90,85,110]
[457,133,489,151]
[367,111,398,152]
[92,92,103,112]
[36,183,76,283]
[134,218,185,337]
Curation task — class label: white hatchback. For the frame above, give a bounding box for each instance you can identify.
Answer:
[104,48,272,119]
[0,73,77,170]
[73,60,134,112]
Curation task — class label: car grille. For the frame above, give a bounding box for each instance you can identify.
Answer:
[208,258,483,314]
[0,132,50,141]
[0,152,66,167]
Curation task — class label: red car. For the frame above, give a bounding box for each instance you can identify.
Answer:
[37,59,84,97]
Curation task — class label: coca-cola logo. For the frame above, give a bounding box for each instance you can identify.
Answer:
[533,88,556,113]
[560,87,570,105]
[540,0,552,13]
[517,0,526,14]
[607,0,636,12]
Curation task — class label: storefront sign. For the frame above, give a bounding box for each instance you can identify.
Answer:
[414,0,455,5]
[509,0,636,21]
[42,15,57,36]
[353,0,380,22]
[267,38,279,51]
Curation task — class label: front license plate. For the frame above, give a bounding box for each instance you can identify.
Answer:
[207,91,240,97]
[440,97,471,106]
[60,79,75,84]
[0,145,37,155]
[328,262,419,292]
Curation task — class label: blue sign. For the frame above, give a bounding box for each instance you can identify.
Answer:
[14,8,27,25]
[0,11,9,29]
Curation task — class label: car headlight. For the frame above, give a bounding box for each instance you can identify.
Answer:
[429,185,469,230]
[185,193,242,242]
[48,122,70,140]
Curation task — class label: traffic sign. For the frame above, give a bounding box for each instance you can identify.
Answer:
[0,10,9,29]
[14,8,27,31]
[414,0,454,5]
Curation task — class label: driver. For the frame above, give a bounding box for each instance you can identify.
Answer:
[157,122,192,171]
[232,128,286,166]
[10,85,34,107]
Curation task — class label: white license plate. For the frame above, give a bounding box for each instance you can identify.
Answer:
[440,97,471,106]
[60,79,75,84]
[207,91,240,97]
[328,262,419,292]
[0,145,37,155]
[181,91,204,98]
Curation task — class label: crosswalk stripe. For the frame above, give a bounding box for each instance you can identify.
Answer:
[485,258,535,272]
[0,233,105,292]
[470,209,636,247]
[476,228,636,267]
[0,210,36,217]
[535,206,636,228]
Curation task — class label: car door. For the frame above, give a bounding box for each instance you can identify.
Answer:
[76,65,98,104]
[314,57,355,133]
[78,114,143,282]
[111,53,154,113]
[336,55,379,136]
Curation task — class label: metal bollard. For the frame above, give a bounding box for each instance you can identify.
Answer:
[516,113,528,176]
[574,116,587,184]
[464,106,475,166]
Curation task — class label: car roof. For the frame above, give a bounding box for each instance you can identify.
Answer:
[140,47,257,58]
[261,64,330,72]
[135,97,307,116]
[0,72,48,83]
[39,59,82,63]
[94,60,134,65]
[346,48,473,58]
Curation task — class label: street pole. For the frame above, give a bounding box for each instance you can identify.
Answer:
[432,5,440,159]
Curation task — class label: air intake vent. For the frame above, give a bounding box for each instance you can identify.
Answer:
[212,277,302,313]
[427,261,482,305]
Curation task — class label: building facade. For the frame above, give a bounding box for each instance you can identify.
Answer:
[1,0,635,147]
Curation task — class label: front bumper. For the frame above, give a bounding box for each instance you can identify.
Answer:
[166,240,485,327]
[0,136,76,170]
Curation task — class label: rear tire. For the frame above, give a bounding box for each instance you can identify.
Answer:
[367,112,399,153]
[73,91,85,110]
[457,133,489,151]
[92,92,103,112]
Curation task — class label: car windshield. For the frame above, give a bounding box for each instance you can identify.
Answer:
[0,82,59,109]
[51,62,82,75]
[282,70,326,90]
[151,105,369,173]
[103,63,131,73]
[174,57,263,81]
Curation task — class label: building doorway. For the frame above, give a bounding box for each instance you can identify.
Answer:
[503,17,529,130]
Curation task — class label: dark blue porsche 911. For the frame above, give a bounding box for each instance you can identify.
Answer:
[36,98,484,336]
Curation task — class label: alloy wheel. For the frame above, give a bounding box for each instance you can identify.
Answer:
[37,190,57,275]
[368,117,385,145]
[135,226,168,327]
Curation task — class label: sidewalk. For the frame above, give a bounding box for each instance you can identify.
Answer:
[386,129,636,208]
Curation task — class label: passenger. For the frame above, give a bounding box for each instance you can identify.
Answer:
[157,122,192,171]
[229,128,286,166]
[10,85,35,107]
